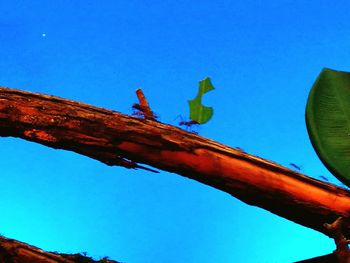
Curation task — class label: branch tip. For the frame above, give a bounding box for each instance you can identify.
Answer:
[133,88,157,120]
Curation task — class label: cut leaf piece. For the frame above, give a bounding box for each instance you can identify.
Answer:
[306,68,350,187]
[188,77,214,124]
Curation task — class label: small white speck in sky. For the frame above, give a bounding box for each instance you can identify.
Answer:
[42,33,46,37]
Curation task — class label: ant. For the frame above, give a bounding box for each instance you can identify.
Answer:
[318,175,329,182]
[175,115,199,133]
[179,120,199,134]
[179,120,199,127]
[289,163,302,171]
[132,103,158,121]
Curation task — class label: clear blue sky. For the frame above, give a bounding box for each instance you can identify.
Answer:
[0,1,349,262]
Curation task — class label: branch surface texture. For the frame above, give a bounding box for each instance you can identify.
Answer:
[1,86,350,240]
[0,235,118,262]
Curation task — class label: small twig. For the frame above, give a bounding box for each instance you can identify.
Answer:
[133,89,157,120]
[324,217,350,263]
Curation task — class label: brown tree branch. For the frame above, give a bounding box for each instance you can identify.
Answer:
[1,86,350,242]
[0,235,118,262]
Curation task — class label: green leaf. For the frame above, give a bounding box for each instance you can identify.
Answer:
[188,77,214,124]
[306,68,350,187]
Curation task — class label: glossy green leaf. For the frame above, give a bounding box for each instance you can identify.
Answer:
[306,68,350,187]
[188,77,214,124]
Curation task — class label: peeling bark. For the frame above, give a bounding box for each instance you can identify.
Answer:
[1,86,350,259]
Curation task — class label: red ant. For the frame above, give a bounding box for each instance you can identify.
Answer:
[175,116,199,133]
[179,120,199,127]
[132,103,158,120]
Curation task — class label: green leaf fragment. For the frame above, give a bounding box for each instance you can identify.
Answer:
[188,77,214,124]
[306,68,350,187]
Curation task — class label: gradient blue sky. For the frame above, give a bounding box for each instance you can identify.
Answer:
[0,1,350,262]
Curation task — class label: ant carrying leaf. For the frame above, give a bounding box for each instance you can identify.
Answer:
[179,120,199,127]
[175,115,199,133]
[188,77,215,124]
[177,77,215,133]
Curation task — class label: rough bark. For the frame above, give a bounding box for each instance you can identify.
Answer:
[1,86,350,260]
[0,235,118,263]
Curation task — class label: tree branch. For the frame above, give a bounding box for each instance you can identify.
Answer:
[1,86,350,241]
[0,235,118,262]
